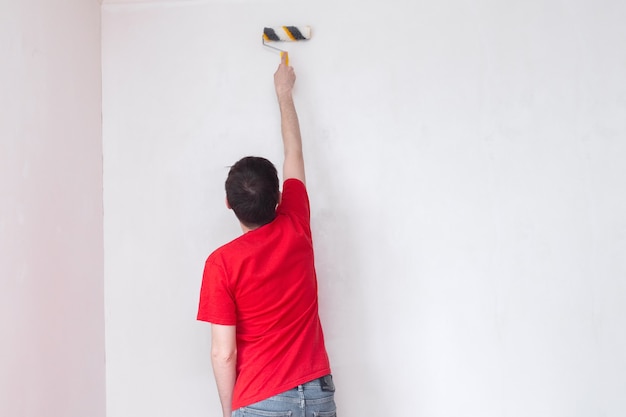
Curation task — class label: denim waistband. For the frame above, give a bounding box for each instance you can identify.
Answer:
[295,374,334,392]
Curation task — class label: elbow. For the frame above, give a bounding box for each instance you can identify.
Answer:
[284,147,303,158]
[211,347,237,365]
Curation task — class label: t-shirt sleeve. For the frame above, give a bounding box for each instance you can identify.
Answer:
[197,255,237,325]
[276,178,310,226]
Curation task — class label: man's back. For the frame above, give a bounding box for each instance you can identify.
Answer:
[198,178,331,409]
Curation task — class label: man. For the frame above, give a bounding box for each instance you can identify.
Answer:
[197,54,336,417]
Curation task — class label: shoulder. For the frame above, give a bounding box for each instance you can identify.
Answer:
[278,178,310,217]
[283,178,306,192]
[281,178,309,203]
[206,234,246,266]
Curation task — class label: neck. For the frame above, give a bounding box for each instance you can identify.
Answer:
[240,223,258,234]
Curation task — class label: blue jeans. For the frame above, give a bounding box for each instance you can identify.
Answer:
[232,375,337,417]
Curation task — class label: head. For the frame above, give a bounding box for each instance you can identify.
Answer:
[225,156,280,229]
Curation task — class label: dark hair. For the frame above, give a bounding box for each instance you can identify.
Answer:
[225,156,280,228]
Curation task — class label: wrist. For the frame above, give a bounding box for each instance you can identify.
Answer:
[276,89,293,101]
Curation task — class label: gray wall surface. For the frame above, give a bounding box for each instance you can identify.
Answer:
[102,1,626,416]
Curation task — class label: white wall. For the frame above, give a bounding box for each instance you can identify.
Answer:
[102,1,626,416]
[0,2,105,417]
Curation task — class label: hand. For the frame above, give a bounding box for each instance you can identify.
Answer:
[274,53,296,98]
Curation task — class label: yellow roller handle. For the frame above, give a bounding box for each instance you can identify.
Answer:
[280,51,289,66]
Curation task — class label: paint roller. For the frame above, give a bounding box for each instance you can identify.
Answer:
[262,26,312,66]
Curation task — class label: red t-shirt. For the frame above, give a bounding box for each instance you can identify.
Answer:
[197,178,331,410]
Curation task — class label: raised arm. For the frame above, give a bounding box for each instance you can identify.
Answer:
[274,54,305,185]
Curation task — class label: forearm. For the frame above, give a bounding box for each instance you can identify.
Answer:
[211,353,237,417]
[210,324,237,417]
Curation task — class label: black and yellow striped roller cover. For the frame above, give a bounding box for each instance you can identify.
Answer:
[263,26,312,42]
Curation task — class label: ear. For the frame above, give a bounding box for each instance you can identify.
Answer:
[225,196,231,209]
